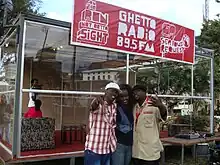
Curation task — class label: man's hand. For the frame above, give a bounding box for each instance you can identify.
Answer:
[149,95,167,121]
[150,95,163,107]
[90,96,104,111]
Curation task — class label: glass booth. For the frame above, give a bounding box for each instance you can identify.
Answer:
[0,14,215,162]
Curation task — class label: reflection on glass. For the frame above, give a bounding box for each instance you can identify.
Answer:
[22,93,93,130]
[130,55,193,95]
[23,22,127,92]
[0,31,17,145]
[193,56,210,96]
[131,55,211,97]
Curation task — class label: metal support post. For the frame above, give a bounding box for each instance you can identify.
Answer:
[126,54,129,84]
[210,56,214,134]
[70,157,75,165]
[190,64,194,131]
[191,65,194,96]
[12,16,26,157]
[181,144,184,165]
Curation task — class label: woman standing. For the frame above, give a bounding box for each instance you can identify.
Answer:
[111,84,134,165]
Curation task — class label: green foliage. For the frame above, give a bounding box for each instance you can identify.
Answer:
[198,19,220,96]
[11,0,45,16]
[136,59,211,114]
[1,0,45,26]
[178,115,209,132]
[0,0,45,38]
[136,59,210,99]
[137,62,191,95]
[137,19,220,114]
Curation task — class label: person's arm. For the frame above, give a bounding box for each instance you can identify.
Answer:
[31,93,36,101]
[150,95,167,121]
[157,103,167,121]
[89,96,104,111]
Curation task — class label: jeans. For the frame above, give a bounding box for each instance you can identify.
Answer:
[111,143,132,165]
[0,123,10,143]
[132,158,160,165]
[84,150,111,165]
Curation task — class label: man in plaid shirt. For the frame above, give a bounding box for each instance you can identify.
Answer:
[84,82,121,165]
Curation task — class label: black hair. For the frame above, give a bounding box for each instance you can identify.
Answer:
[119,84,135,111]
[132,84,147,93]
[31,78,38,85]
[35,99,42,111]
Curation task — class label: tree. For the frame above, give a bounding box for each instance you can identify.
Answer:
[198,19,220,115]
[11,0,45,16]
[198,19,220,97]
[137,19,220,114]
[0,0,45,32]
[0,0,45,83]
[136,59,210,114]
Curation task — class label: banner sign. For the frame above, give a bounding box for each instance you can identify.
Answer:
[71,0,195,64]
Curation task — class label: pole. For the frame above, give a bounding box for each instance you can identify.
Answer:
[191,65,194,96]
[3,0,7,27]
[210,55,214,134]
[190,64,194,131]
[12,16,25,157]
[126,54,129,84]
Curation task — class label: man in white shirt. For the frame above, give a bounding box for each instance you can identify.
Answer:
[28,79,40,108]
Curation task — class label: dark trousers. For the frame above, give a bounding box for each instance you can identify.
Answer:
[132,158,160,165]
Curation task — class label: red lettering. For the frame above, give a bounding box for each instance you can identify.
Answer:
[143,111,153,114]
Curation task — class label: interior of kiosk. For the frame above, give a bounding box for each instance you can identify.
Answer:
[0,14,215,161]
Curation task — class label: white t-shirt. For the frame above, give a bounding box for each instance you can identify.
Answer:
[28,88,39,108]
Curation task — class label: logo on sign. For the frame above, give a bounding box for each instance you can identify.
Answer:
[76,0,109,45]
[160,23,190,58]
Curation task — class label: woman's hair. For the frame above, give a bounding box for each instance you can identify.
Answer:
[119,84,135,111]
[34,99,42,111]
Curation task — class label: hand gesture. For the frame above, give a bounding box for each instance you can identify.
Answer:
[149,95,162,107]
[90,96,104,111]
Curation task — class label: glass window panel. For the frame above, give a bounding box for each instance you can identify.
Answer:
[0,31,17,145]
[193,56,211,97]
[22,93,93,130]
[23,21,127,92]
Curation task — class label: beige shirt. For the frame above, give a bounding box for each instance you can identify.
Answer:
[132,101,163,161]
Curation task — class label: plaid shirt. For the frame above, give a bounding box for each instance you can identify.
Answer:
[85,101,117,154]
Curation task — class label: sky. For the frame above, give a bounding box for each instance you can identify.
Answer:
[40,0,220,36]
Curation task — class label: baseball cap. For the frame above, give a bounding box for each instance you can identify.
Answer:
[132,85,147,92]
[105,82,120,92]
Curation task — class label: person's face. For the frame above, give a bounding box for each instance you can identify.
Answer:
[119,89,129,105]
[0,95,6,103]
[133,89,146,101]
[33,80,38,87]
[105,88,119,104]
